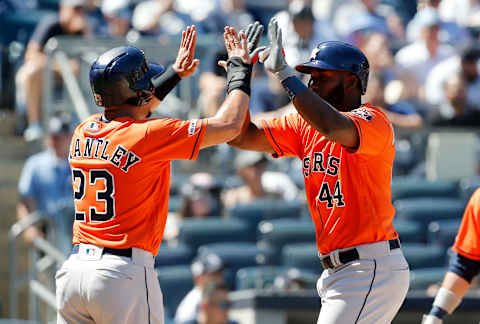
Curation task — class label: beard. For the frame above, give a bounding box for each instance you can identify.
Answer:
[309,78,346,110]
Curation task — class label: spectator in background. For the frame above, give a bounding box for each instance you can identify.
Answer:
[15,0,89,141]
[364,72,423,129]
[395,8,454,99]
[425,41,480,117]
[432,73,480,126]
[438,0,480,28]
[176,254,225,324]
[180,281,238,324]
[198,48,228,118]
[131,0,194,37]
[359,31,400,83]
[333,0,404,42]
[99,0,131,37]
[406,5,470,46]
[222,151,299,209]
[200,0,254,35]
[16,113,73,253]
[274,1,338,68]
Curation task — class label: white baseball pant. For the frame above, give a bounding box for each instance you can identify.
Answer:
[317,240,410,324]
[56,244,164,324]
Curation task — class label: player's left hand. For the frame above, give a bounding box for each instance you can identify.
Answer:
[260,17,287,73]
[173,25,200,78]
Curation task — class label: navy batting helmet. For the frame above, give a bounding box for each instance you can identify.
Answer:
[89,46,165,107]
[295,41,369,94]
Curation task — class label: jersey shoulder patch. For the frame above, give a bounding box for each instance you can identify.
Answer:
[350,108,373,121]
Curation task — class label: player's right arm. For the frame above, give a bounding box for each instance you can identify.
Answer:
[227,110,275,153]
[200,24,264,149]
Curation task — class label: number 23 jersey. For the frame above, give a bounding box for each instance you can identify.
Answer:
[262,104,398,255]
[68,114,206,255]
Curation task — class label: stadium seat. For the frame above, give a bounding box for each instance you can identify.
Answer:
[257,218,316,251]
[393,219,425,243]
[427,219,462,249]
[394,198,466,227]
[178,218,253,250]
[409,267,447,290]
[235,266,318,290]
[458,176,480,202]
[197,242,277,289]
[155,243,195,268]
[228,199,303,231]
[391,177,459,201]
[401,243,447,270]
[0,321,40,324]
[281,243,322,273]
[156,265,194,317]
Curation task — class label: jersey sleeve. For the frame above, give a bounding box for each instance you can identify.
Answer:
[143,118,207,161]
[261,113,303,158]
[452,189,480,261]
[343,106,394,156]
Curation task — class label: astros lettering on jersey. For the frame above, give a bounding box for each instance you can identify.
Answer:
[69,114,207,255]
[262,103,398,254]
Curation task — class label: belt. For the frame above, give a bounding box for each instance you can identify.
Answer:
[72,244,132,258]
[320,239,401,270]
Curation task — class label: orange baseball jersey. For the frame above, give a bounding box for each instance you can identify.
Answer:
[452,188,480,261]
[69,113,206,255]
[262,103,398,254]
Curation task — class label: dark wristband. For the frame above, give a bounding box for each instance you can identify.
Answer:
[429,306,448,319]
[281,76,309,101]
[226,57,252,96]
[151,65,181,101]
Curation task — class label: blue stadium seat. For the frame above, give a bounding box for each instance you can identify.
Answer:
[168,195,182,212]
[228,199,303,231]
[281,243,322,274]
[458,176,480,202]
[401,243,447,270]
[178,218,253,250]
[257,218,316,251]
[156,265,194,317]
[409,267,447,290]
[393,219,425,243]
[155,243,195,268]
[427,219,462,250]
[198,242,277,289]
[391,177,459,201]
[394,198,466,227]
[235,266,318,290]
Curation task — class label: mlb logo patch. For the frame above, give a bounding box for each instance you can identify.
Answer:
[188,120,198,135]
[351,108,373,121]
[84,121,101,133]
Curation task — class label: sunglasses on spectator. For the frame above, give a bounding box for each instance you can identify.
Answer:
[215,301,231,310]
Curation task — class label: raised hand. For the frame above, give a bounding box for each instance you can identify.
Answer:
[244,21,265,63]
[223,26,250,64]
[260,18,288,74]
[173,25,200,78]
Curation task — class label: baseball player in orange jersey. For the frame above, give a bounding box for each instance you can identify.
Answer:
[229,18,410,323]
[55,23,264,324]
[422,188,480,324]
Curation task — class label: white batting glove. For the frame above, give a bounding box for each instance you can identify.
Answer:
[421,314,443,324]
[260,17,295,81]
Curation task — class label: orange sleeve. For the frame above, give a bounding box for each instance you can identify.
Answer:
[452,189,480,260]
[343,106,394,156]
[261,113,303,158]
[143,118,207,161]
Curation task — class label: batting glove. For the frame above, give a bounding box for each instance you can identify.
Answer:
[421,314,443,324]
[242,21,265,64]
[260,17,295,81]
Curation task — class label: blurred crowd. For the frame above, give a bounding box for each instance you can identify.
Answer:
[7,0,480,323]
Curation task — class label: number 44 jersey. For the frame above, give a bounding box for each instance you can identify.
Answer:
[69,114,206,255]
[262,104,398,255]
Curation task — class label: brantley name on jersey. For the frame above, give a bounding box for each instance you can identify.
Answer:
[69,137,141,173]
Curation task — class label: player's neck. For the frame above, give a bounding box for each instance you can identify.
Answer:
[103,105,149,121]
